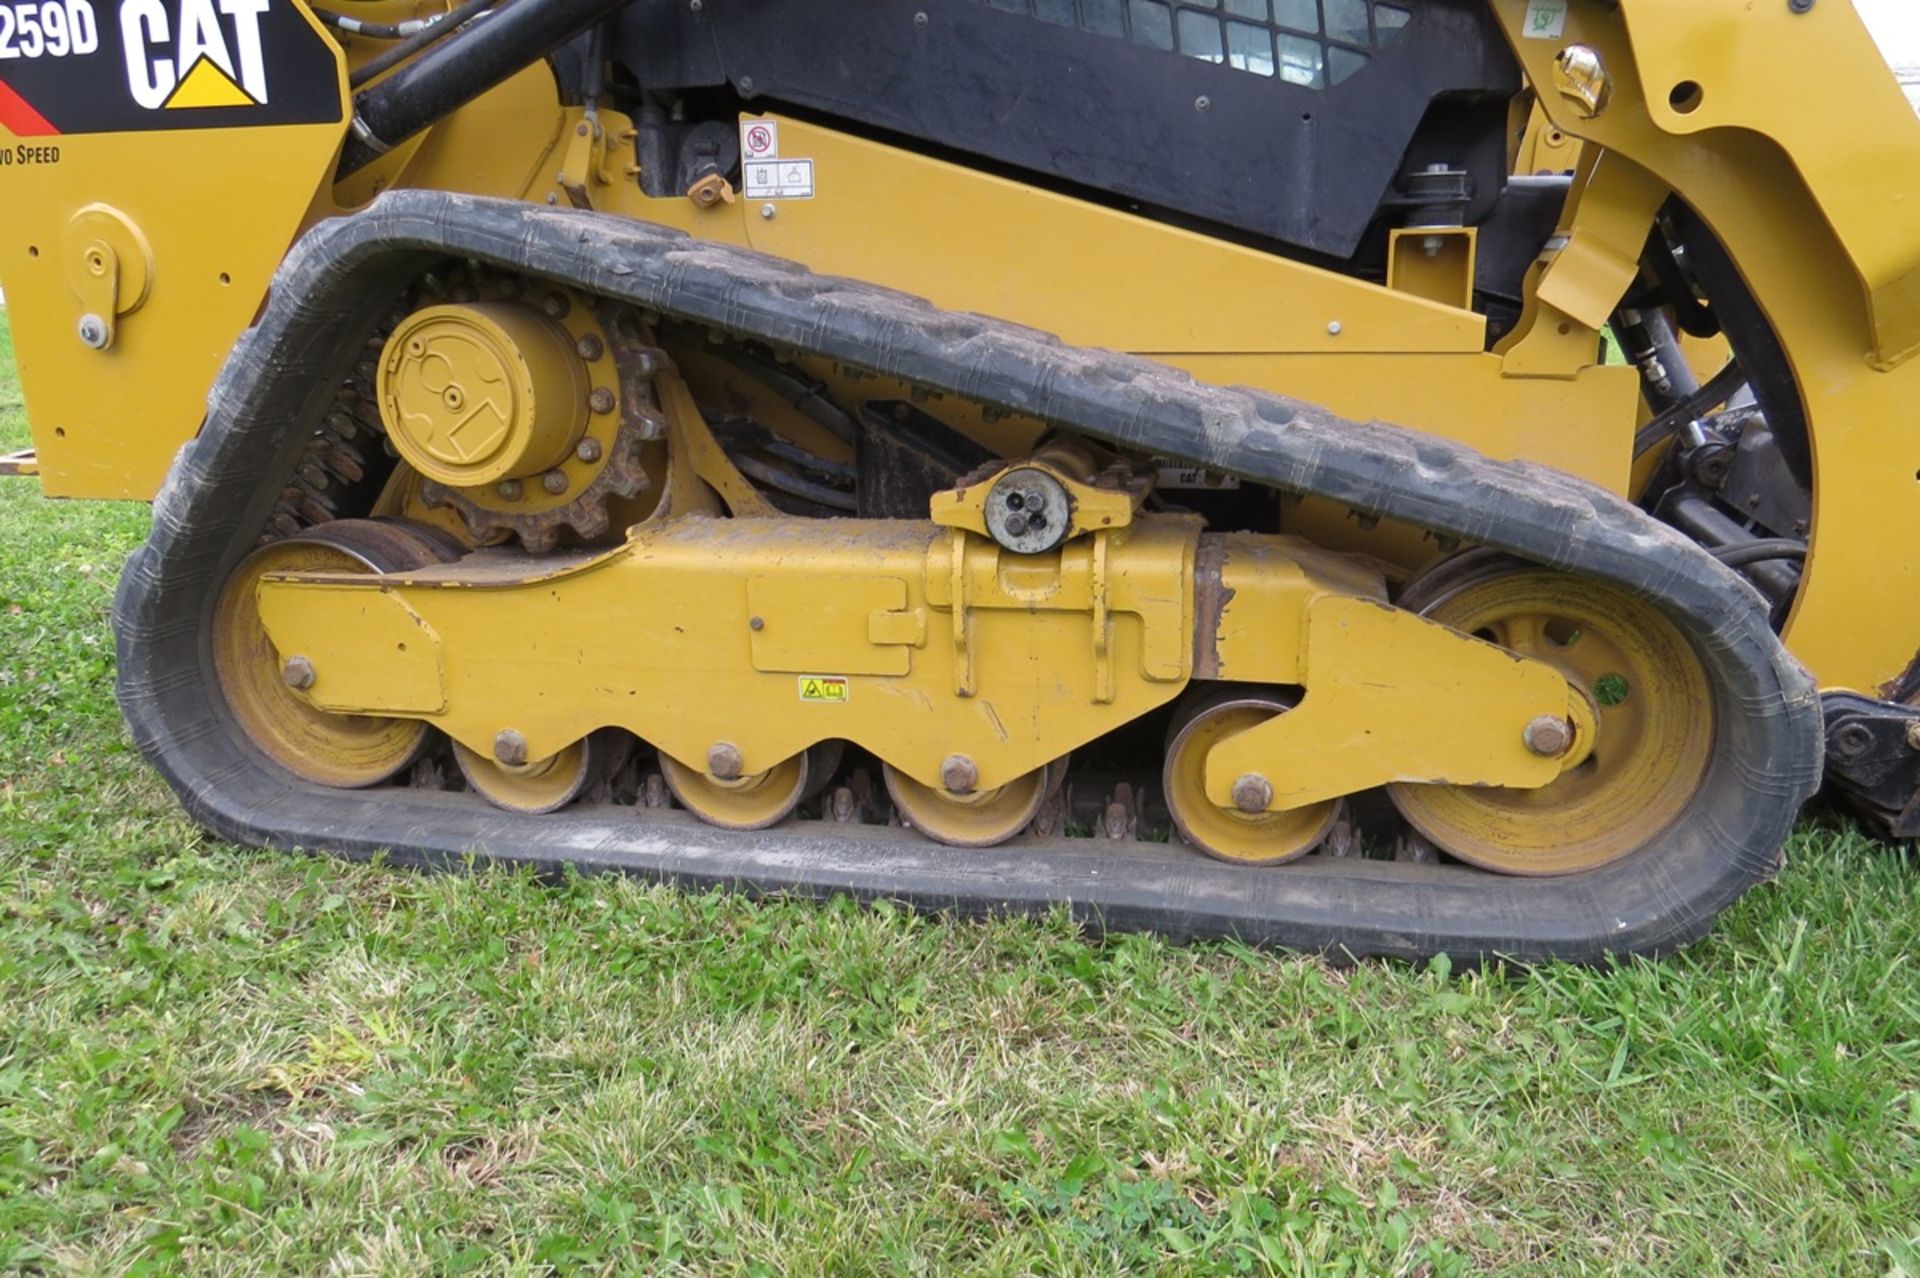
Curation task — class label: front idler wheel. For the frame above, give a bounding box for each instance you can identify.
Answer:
[1386,553,1715,876]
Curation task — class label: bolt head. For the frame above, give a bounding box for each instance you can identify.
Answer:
[1326,320,1343,337]
[496,478,524,501]
[576,333,605,361]
[575,437,603,464]
[940,754,979,794]
[494,729,529,767]
[1230,773,1273,815]
[280,655,316,691]
[1523,715,1574,758]
[588,387,617,415]
[761,203,777,219]
[542,470,569,495]
[708,742,744,781]
[77,314,108,349]
[542,293,570,319]
[1834,723,1875,758]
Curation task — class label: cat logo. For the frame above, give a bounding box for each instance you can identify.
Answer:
[0,0,340,136]
[120,0,270,109]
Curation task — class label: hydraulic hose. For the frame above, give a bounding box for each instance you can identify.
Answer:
[345,0,498,90]
[1632,359,1749,459]
[338,0,629,176]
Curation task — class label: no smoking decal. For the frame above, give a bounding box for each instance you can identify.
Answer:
[742,118,778,161]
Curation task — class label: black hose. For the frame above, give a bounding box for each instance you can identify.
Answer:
[1632,358,1749,459]
[733,454,858,511]
[1710,539,1808,569]
[341,0,626,175]
[346,0,501,91]
[314,7,436,39]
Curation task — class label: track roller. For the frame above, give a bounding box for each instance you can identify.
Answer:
[211,520,458,788]
[453,734,604,814]
[883,758,1062,847]
[1387,552,1715,875]
[1162,688,1341,866]
[661,745,814,830]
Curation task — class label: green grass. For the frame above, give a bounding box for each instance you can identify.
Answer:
[2,311,1919,1277]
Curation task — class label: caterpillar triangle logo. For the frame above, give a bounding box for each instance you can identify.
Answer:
[162,53,259,108]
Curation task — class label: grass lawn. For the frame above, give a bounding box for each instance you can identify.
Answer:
[1,310,1918,1276]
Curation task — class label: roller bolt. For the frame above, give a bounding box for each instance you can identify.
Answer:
[1231,774,1273,815]
[496,478,524,501]
[1833,722,1874,759]
[280,655,316,691]
[575,437,603,464]
[589,387,617,415]
[576,334,605,361]
[494,730,529,767]
[708,742,744,780]
[542,293,570,319]
[77,314,109,349]
[542,470,569,495]
[1004,512,1030,537]
[1523,715,1574,758]
[940,754,979,794]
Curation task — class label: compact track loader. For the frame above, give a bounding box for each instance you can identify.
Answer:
[5,0,1913,960]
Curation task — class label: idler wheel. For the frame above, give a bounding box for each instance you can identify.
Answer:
[1387,553,1715,876]
[211,520,456,788]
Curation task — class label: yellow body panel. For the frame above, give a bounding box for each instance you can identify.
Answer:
[0,3,349,497]
[1491,0,1920,690]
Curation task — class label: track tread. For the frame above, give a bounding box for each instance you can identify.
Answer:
[112,191,1821,962]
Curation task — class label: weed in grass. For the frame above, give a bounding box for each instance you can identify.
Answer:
[1,309,1917,1274]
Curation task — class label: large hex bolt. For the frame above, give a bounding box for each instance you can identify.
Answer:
[280,655,316,691]
[940,753,979,794]
[1523,716,1574,758]
[494,729,529,767]
[1231,773,1273,815]
[1832,722,1875,760]
[588,387,618,415]
[708,742,745,780]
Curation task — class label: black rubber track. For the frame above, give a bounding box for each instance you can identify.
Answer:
[114,191,1822,962]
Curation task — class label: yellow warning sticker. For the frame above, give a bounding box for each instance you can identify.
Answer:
[798,676,850,704]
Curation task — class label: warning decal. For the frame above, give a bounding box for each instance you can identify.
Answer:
[745,158,815,200]
[798,675,849,704]
[0,0,342,138]
[1521,1,1566,39]
[741,118,777,161]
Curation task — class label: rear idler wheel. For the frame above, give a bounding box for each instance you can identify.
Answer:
[1386,552,1716,876]
[1161,688,1341,866]
[660,744,816,831]
[211,519,458,789]
[883,758,1063,848]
